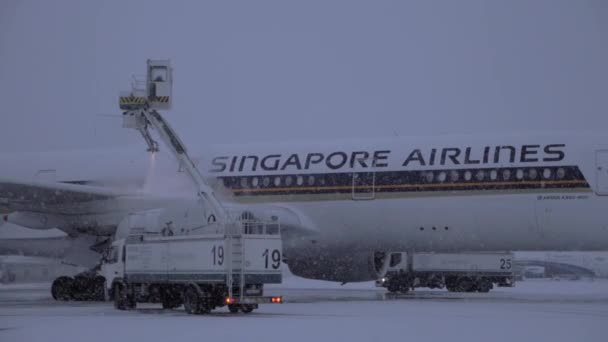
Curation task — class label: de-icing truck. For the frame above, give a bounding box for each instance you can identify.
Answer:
[100,59,283,314]
[102,215,283,314]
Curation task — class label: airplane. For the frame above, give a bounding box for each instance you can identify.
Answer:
[2,131,608,287]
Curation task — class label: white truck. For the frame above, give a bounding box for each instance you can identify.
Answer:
[100,60,283,314]
[376,252,515,293]
[102,219,283,314]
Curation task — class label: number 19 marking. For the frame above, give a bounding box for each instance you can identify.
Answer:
[263,249,281,269]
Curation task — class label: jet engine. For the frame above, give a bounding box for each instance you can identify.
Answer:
[285,249,391,283]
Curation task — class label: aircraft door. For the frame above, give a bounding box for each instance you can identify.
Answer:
[352,158,375,200]
[595,151,608,195]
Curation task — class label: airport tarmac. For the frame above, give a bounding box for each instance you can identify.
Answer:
[1,279,607,342]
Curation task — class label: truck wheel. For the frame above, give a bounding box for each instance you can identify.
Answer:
[183,287,201,315]
[113,283,127,310]
[228,305,240,313]
[162,296,181,309]
[161,288,181,309]
[114,283,135,310]
[455,277,474,292]
[126,291,136,310]
[476,279,493,293]
[241,305,254,313]
[51,276,73,301]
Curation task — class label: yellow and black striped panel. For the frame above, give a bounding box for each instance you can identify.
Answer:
[119,96,147,104]
[152,96,170,103]
[219,165,590,199]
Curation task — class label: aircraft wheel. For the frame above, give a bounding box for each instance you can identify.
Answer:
[51,276,73,301]
[113,283,127,310]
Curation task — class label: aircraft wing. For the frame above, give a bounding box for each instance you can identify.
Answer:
[0,177,133,215]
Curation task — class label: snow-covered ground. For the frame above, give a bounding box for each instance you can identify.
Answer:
[1,278,607,342]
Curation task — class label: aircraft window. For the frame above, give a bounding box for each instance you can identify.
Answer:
[490,169,498,180]
[475,170,485,181]
[425,172,434,183]
[437,171,447,182]
[151,67,168,82]
[308,175,315,186]
[223,178,231,187]
[543,168,552,179]
[502,169,511,180]
[274,177,281,187]
[450,170,459,182]
[240,177,248,188]
[516,169,524,180]
[419,171,426,182]
[252,177,259,187]
[389,253,402,267]
[296,175,304,186]
[556,168,566,179]
[285,176,293,186]
[263,177,271,187]
[464,170,472,181]
[528,168,538,179]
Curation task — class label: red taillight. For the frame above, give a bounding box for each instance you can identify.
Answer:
[271,297,282,303]
[225,297,234,304]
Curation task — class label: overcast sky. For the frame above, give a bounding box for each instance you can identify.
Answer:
[0,0,606,153]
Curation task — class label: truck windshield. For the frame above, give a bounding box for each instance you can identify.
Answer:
[390,253,402,267]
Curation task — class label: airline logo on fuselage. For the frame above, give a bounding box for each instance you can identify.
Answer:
[210,144,566,173]
[209,144,590,201]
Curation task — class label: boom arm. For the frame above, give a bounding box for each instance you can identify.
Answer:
[119,60,227,224]
[138,110,227,223]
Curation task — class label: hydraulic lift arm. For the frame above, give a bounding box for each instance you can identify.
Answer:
[119,60,227,224]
